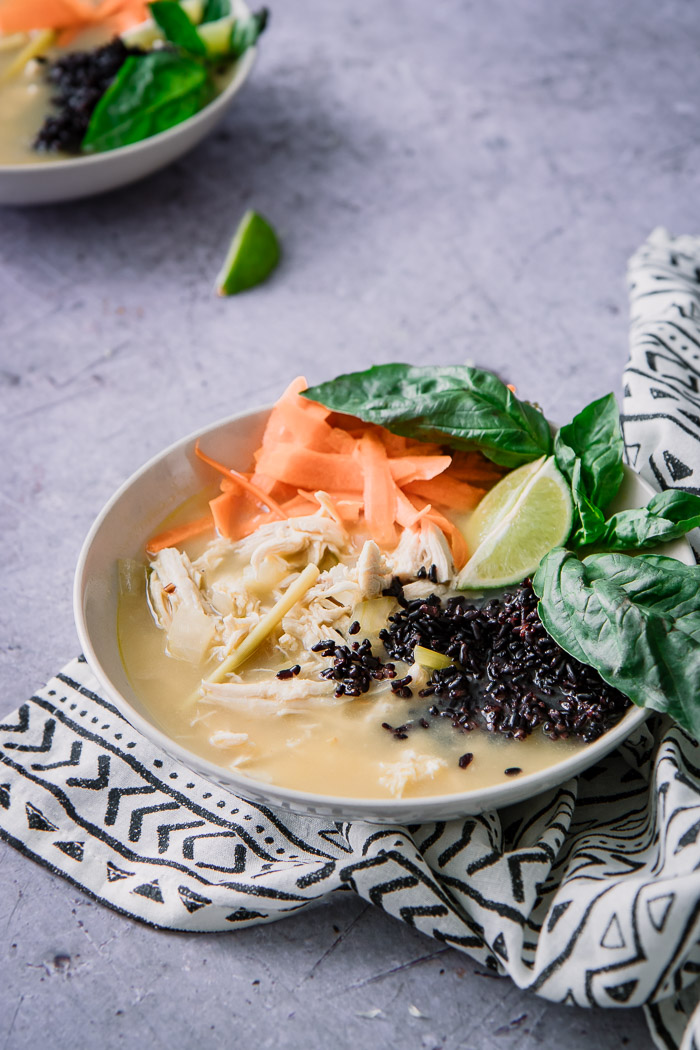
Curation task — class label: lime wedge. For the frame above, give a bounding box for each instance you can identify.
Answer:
[457,456,572,589]
[215,210,280,296]
[197,16,234,55]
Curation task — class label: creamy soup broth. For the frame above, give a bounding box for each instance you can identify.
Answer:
[118,503,584,800]
[0,27,111,165]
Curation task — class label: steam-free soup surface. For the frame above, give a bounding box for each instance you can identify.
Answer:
[0,27,110,165]
[118,522,584,801]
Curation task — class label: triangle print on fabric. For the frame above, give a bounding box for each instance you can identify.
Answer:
[647,893,674,933]
[132,879,164,903]
[663,450,693,481]
[54,841,84,862]
[106,861,135,883]
[604,979,638,1003]
[178,886,213,914]
[25,802,58,832]
[600,914,626,950]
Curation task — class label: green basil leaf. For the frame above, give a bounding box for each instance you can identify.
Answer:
[555,393,625,546]
[567,459,606,547]
[229,8,268,57]
[303,364,553,468]
[150,1,207,54]
[202,0,231,22]
[595,490,700,550]
[555,392,624,508]
[533,547,700,739]
[82,52,213,154]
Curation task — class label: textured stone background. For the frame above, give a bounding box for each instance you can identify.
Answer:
[2,0,700,1045]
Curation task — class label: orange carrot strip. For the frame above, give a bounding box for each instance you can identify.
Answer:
[403,476,485,512]
[146,514,213,554]
[210,491,239,539]
[336,499,363,522]
[196,442,286,519]
[447,451,504,486]
[279,494,319,517]
[395,486,431,528]
[0,0,148,41]
[260,376,337,452]
[255,444,362,493]
[358,431,397,549]
[389,456,452,485]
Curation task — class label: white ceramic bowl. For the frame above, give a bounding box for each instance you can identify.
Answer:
[74,406,695,823]
[0,11,257,207]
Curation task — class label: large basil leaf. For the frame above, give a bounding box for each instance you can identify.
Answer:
[82,52,213,154]
[533,547,700,739]
[554,393,624,547]
[594,490,700,550]
[304,364,553,468]
[150,1,207,54]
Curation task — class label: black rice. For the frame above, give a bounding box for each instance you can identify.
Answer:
[34,39,144,154]
[379,578,630,744]
[315,638,396,698]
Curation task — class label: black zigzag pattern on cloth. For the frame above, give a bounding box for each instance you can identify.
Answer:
[1,657,699,1050]
[623,228,700,558]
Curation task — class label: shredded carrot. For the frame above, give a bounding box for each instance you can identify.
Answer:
[155,377,492,568]
[395,486,431,529]
[256,445,362,493]
[146,514,213,555]
[389,455,452,485]
[447,451,505,486]
[196,442,286,519]
[357,431,397,549]
[403,476,485,512]
[0,0,148,36]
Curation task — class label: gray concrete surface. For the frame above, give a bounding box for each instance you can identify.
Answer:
[3,0,699,1045]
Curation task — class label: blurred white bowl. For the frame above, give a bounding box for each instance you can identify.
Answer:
[74,406,695,823]
[0,13,257,206]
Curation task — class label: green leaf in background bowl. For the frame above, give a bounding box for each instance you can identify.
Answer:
[149,1,208,55]
[82,52,213,154]
[201,0,231,21]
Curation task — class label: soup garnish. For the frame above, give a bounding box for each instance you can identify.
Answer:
[118,367,700,799]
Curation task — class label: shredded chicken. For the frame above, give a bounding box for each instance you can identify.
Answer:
[356,540,392,599]
[149,547,210,629]
[232,516,348,570]
[390,520,454,582]
[209,730,249,749]
[378,749,447,798]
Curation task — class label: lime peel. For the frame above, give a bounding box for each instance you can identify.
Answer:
[216,209,280,296]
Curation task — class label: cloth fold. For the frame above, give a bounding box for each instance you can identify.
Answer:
[2,228,700,1049]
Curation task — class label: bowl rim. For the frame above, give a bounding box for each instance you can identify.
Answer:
[73,402,677,818]
[0,22,257,176]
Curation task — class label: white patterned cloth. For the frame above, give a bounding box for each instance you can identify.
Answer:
[2,229,700,1050]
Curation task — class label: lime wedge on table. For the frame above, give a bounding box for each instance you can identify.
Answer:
[216,210,280,296]
[457,456,573,589]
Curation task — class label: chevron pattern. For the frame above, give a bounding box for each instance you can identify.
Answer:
[0,656,699,1050]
